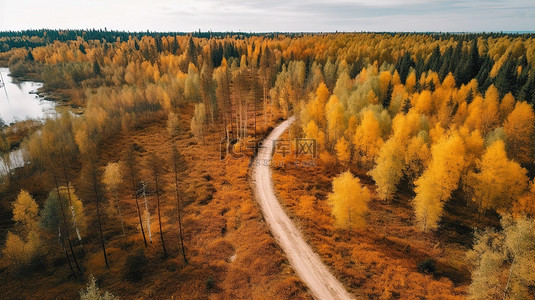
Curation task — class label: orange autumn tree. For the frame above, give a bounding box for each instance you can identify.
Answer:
[504,101,535,165]
[328,170,370,229]
[335,137,351,164]
[413,133,466,230]
[513,181,535,218]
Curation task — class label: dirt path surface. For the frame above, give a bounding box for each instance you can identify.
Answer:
[252,116,354,300]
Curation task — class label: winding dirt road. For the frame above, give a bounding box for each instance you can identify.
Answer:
[252,116,354,300]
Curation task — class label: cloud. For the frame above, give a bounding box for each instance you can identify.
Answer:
[0,0,533,32]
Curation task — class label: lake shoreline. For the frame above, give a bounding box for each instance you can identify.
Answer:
[0,67,82,174]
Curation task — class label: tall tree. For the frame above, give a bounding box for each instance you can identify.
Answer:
[328,171,371,229]
[28,120,82,274]
[191,103,207,144]
[413,134,466,230]
[171,144,187,263]
[76,130,109,268]
[504,101,535,165]
[122,144,147,247]
[467,216,535,300]
[3,190,41,271]
[258,45,275,127]
[103,162,125,236]
[147,152,167,258]
[354,110,384,169]
[465,140,528,212]
[369,137,405,201]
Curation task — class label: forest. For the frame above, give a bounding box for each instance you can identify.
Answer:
[0,30,534,299]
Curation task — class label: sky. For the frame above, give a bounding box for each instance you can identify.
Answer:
[0,0,534,33]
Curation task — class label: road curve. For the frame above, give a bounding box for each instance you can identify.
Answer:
[252,116,354,300]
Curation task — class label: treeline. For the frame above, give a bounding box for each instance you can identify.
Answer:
[2,29,534,52]
[0,29,276,51]
[395,39,535,102]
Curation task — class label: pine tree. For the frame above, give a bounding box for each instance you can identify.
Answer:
[495,55,517,98]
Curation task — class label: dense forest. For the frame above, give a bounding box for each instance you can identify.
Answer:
[0,30,534,299]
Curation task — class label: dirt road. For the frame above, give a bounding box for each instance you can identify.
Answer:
[252,116,354,300]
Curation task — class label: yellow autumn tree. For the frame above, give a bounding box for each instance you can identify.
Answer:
[391,110,423,143]
[498,92,515,123]
[405,72,416,93]
[354,110,383,168]
[412,90,432,115]
[466,140,528,212]
[103,162,125,235]
[12,190,39,233]
[326,96,345,147]
[190,102,207,144]
[2,190,41,271]
[413,134,466,230]
[335,137,351,164]
[303,120,325,150]
[504,101,535,165]
[369,138,405,201]
[513,181,535,218]
[2,231,41,271]
[403,133,430,184]
[306,82,330,128]
[328,171,370,229]
[167,111,181,138]
[467,216,535,300]
[481,85,500,134]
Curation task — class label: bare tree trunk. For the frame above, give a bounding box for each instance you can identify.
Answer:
[503,257,515,300]
[61,162,83,249]
[115,190,125,236]
[141,182,152,243]
[58,225,77,278]
[90,164,109,268]
[172,150,187,263]
[134,191,147,246]
[153,169,167,258]
[126,151,147,246]
[52,171,81,273]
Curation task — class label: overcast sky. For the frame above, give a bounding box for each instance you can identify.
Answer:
[0,0,533,33]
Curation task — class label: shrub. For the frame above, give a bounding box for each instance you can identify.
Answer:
[206,275,216,291]
[417,258,437,274]
[79,275,116,300]
[2,231,42,273]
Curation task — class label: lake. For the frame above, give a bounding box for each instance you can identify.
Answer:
[0,67,56,125]
[0,67,58,174]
